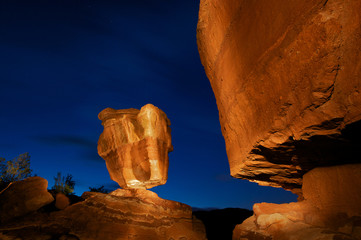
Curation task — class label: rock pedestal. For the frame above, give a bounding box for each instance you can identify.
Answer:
[0,189,207,240]
[98,104,173,189]
[54,189,206,240]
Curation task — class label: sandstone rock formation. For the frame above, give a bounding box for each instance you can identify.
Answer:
[197,0,361,192]
[60,189,206,240]
[0,103,206,239]
[233,164,361,240]
[0,177,54,223]
[98,104,173,189]
[197,0,361,239]
[0,189,207,240]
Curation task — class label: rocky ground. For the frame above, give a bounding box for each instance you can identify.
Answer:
[0,177,207,240]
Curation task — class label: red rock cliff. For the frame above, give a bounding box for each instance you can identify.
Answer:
[197,0,361,193]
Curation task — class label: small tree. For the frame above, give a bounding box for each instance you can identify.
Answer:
[52,172,75,195]
[0,153,32,184]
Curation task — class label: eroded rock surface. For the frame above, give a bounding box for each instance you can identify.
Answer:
[0,189,206,240]
[303,164,361,217]
[0,177,54,223]
[197,0,361,192]
[233,164,361,240]
[98,104,173,189]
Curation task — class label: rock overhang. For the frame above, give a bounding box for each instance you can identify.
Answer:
[197,0,361,194]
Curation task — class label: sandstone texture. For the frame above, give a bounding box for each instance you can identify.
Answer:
[98,104,173,189]
[0,189,206,240]
[197,0,361,191]
[233,164,361,240]
[303,164,361,217]
[0,177,54,223]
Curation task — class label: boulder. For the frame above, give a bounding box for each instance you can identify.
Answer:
[0,177,54,223]
[55,192,70,210]
[197,0,361,192]
[98,104,173,189]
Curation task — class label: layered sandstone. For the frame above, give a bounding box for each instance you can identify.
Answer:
[0,189,207,240]
[58,189,206,240]
[233,164,361,240]
[98,104,173,189]
[197,0,361,192]
[0,177,54,223]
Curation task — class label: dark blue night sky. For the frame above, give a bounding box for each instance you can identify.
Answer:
[0,0,297,209]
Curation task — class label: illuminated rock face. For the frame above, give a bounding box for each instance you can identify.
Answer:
[98,104,173,189]
[56,189,206,240]
[197,0,361,192]
[197,1,361,239]
[233,164,361,240]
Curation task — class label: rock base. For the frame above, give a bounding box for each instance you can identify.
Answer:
[0,188,206,240]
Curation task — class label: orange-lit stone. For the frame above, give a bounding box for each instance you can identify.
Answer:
[98,104,173,189]
[0,189,207,240]
[302,164,361,217]
[197,0,361,192]
[233,164,361,240]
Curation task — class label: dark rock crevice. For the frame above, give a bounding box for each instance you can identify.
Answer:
[241,119,361,192]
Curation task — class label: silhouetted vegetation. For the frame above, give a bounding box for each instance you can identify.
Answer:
[51,172,75,195]
[0,153,32,191]
[89,185,110,193]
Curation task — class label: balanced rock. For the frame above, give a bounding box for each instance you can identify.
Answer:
[0,177,54,223]
[197,0,361,192]
[98,104,173,189]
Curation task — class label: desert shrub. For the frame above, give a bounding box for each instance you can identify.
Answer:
[0,153,32,190]
[51,172,75,195]
[88,185,109,193]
